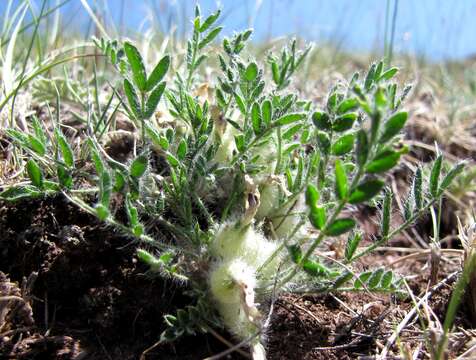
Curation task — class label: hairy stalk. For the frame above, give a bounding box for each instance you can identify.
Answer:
[351,195,444,261]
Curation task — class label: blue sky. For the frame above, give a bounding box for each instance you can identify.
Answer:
[3,0,476,60]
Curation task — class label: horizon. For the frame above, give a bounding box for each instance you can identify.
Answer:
[2,0,476,61]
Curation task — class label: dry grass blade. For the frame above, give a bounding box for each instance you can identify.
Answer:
[377,271,459,359]
[460,216,476,326]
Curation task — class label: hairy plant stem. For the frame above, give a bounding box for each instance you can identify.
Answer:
[185,33,199,92]
[278,167,364,287]
[63,191,189,253]
[351,194,444,261]
[274,126,282,174]
[256,155,319,276]
[256,217,307,276]
[276,101,385,286]
[230,122,286,167]
[140,92,146,143]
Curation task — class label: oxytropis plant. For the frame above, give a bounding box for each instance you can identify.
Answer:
[0,7,465,359]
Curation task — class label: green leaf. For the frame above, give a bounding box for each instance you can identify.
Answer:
[113,170,126,192]
[99,170,112,207]
[327,92,340,112]
[375,87,387,108]
[334,159,348,200]
[144,82,166,119]
[166,153,180,167]
[89,141,104,175]
[309,206,326,230]
[234,93,246,115]
[6,129,28,146]
[227,118,242,131]
[0,185,42,201]
[288,244,302,264]
[193,12,201,30]
[145,124,169,150]
[159,252,173,265]
[302,260,328,277]
[364,63,376,90]
[44,181,62,192]
[251,102,262,134]
[95,203,109,221]
[55,129,74,168]
[125,196,139,226]
[366,150,400,173]
[146,55,170,91]
[331,133,355,155]
[403,196,412,221]
[300,128,310,143]
[413,167,423,209]
[31,116,47,147]
[337,98,358,114]
[305,184,319,207]
[133,224,144,237]
[381,190,392,237]
[325,218,356,236]
[177,139,188,160]
[261,100,272,126]
[275,113,306,126]
[333,113,357,132]
[124,78,142,119]
[199,10,221,32]
[57,165,73,189]
[198,27,222,49]
[388,83,397,109]
[430,155,443,197]
[216,88,226,107]
[26,159,43,188]
[282,124,302,140]
[244,62,258,81]
[345,232,362,261]
[354,271,372,289]
[283,143,299,155]
[370,110,382,142]
[317,131,331,155]
[380,112,408,143]
[312,111,331,130]
[368,268,384,288]
[194,54,208,71]
[348,179,385,204]
[332,271,353,289]
[293,156,304,191]
[271,61,280,84]
[234,134,245,153]
[27,135,46,156]
[124,42,147,91]
[130,155,148,178]
[380,270,393,288]
[379,67,398,81]
[440,162,465,191]
[356,130,369,166]
[374,61,384,80]
[136,249,160,268]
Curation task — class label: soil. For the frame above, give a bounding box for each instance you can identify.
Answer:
[0,195,470,359]
[0,196,225,359]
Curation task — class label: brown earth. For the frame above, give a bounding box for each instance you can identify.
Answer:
[0,196,227,359]
[0,195,471,359]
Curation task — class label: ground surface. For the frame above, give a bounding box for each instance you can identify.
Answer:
[0,193,471,359]
[0,196,225,359]
[0,84,474,359]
